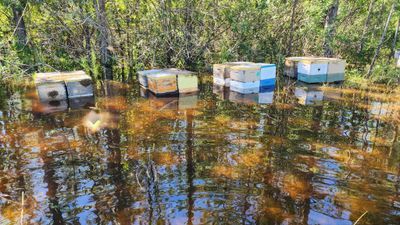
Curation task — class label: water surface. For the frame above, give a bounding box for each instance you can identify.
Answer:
[0,77,399,225]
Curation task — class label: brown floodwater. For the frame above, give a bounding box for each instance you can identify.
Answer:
[0,77,400,225]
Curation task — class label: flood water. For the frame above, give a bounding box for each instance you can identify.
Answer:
[0,76,400,225]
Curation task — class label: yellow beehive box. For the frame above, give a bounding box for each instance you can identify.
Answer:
[174,70,198,94]
[147,72,178,95]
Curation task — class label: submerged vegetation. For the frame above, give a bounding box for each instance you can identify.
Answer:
[0,0,399,83]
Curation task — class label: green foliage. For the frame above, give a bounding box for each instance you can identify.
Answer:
[0,0,399,83]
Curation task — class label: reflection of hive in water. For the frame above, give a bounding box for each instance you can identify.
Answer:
[48,100,61,107]
[83,111,116,132]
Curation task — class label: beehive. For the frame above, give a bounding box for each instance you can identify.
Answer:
[257,63,276,87]
[284,57,319,78]
[64,72,94,98]
[297,58,345,83]
[138,69,163,88]
[230,65,260,82]
[213,62,253,86]
[147,72,178,96]
[230,80,260,94]
[175,70,198,94]
[34,70,93,100]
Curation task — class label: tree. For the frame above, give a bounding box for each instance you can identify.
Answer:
[323,0,339,57]
[367,2,396,77]
[93,0,114,80]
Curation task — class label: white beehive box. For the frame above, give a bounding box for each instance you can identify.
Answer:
[229,65,260,82]
[63,72,94,98]
[174,69,198,94]
[230,80,260,94]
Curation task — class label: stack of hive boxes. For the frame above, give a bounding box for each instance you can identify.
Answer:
[297,58,346,83]
[138,68,198,96]
[213,62,255,87]
[229,63,276,94]
[34,71,94,112]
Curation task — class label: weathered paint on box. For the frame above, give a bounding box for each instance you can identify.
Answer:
[36,82,68,102]
[147,73,178,95]
[298,62,329,75]
[213,62,253,82]
[213,77,231,87]
[65,75,94,98]
[229,91,259,105]
[327,59,346,74]
[177,73,198,93]
[326,73,345,83]
[230,80,260,94]
[138,69,163,88]
[230,65,260,82]
[257,64,276,80]
[298,73,328,83]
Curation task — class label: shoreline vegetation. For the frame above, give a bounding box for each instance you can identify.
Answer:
[0,1,399,85]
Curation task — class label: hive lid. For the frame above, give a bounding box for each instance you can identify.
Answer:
[34,70,88,83]
[230,65,261,71]
[138,69,163,76]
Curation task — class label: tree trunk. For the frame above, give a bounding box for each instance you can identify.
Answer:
[93,0,114,80]
[359,0,375,54]
[323,0,339,57]
[367,3,396,78]
[12,6,28,46]
[390,18,400,60]
[287,0,299,56]
[184,0,195,69]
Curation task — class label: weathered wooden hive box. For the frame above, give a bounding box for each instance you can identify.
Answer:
[147,71,178,96]
[230,65,260,82]
[174,69,198,94]
[213,62,253,87]
[284,57,304,78]
[34,72,68,102]
[35,70,93,101]
[63,71,94,98]
[138,69,163,88]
